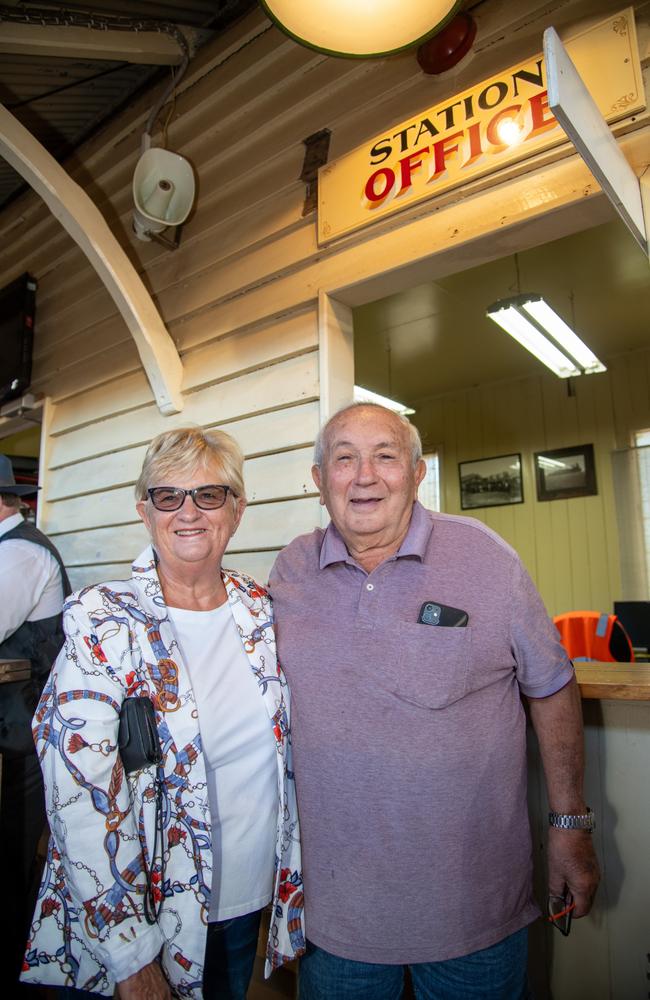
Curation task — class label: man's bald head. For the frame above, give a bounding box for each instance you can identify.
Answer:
[313,403,422,469]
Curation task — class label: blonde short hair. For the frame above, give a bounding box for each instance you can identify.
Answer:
[135,427,246,501]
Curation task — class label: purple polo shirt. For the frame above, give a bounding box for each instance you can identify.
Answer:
[269,502,574,964]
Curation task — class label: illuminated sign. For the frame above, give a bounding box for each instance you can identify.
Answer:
[318,8,643,244]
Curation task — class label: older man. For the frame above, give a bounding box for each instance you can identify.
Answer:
[0,454,70,994]
[270,403,599,1000]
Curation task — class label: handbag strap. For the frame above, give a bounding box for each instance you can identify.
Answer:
[144,767,166,925]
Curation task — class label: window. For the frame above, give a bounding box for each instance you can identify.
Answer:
[635,430,650,594]
[419,451,441,512]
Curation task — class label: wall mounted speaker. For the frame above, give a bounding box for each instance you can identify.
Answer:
[132,148,196,242]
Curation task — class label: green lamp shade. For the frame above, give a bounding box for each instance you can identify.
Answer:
[260,0,462,58]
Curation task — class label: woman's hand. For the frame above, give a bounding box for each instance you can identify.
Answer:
[117,961,172,1000]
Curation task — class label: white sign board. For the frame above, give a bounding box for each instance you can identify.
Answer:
[544,25,648,255]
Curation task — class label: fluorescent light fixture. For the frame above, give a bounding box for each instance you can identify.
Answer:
[354,385,415,416]
[486,294,606,379]
[259,0,461,58]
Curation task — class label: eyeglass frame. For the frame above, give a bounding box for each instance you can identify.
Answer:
[547,890,575,936]
[146,484,238,512]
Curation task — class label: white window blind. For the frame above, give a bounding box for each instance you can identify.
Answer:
[419,452,441,512]
[635,430,650,595]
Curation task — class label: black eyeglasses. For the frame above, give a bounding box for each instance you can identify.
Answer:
[147,485,236,511]
[547,890,575,936]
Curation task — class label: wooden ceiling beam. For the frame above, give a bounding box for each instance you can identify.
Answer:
[0,23,184,65]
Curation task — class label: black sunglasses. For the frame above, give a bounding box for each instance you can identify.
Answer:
[147,485,236,511]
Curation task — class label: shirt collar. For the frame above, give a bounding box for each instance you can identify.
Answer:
[319,501,434,569]
[0,511,25,539]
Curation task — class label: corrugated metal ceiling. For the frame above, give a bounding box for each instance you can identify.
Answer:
[0,0,257,210]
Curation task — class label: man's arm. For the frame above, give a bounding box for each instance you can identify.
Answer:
[0,541,57,642]
[527,675,600,917]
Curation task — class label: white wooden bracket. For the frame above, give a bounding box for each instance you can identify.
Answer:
[544,26,649,261]
[0,104,185,415]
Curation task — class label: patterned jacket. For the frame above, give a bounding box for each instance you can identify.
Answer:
[22,548,305,997]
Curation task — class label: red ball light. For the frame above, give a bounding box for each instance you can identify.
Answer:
[417,13,477,75]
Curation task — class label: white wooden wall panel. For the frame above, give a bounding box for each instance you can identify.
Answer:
[50,370,152,431]
[53,496,320,567]
[32,181,308,356]
[30,219,317,361]
[67,564,131,591]
[47,353,318,468]
[32,334,141,403]
[44,448,315,534]
[222,550,280,587]
[18,149,305,332]
[35,316,131,381]
[47,402,320,499]
[47,307,318,433]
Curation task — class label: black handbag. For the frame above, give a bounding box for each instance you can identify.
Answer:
[117,696,164,923]
[118,696,163,773]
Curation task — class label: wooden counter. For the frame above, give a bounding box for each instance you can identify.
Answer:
[575,661,650,700]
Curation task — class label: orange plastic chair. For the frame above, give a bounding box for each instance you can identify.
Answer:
[553,611,635,662]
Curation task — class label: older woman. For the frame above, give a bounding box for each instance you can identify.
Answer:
[22,427,304,999]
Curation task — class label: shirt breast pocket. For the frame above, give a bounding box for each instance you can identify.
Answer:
[392,622,472,710]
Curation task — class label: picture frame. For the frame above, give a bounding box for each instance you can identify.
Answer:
[458,453,523,510]
[534,443,597,501]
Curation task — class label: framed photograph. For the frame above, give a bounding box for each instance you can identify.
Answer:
[458,453,523,510]
[534,443,597,501]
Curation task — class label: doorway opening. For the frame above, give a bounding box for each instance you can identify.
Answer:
[349,215,650,616]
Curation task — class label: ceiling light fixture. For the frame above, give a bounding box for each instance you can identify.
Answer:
[259,0,462,58]
[486,294,606,379]
[354,385,415,416]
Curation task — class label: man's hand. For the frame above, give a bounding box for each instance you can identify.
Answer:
[117,961,171,1000]
[547,827,600,918]
[527,677,601,918]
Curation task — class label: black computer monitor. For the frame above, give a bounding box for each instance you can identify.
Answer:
[613,601,650,651]
[0,273,37,405]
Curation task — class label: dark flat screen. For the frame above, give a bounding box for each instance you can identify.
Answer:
[614,601,650,651]
[0,273,36,405]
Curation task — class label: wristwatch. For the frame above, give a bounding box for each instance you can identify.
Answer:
[548,809,595,833]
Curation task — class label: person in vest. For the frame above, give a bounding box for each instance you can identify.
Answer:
[0,453,71,994]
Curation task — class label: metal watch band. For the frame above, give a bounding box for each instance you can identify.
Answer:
[548,809,595,832]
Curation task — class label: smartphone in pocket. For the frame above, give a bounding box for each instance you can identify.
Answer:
[418,602,469,628]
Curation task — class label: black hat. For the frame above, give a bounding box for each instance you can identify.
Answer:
[0,454,40,496]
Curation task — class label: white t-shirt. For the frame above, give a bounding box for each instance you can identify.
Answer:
[168,602,278,921]
[0,512,65,644]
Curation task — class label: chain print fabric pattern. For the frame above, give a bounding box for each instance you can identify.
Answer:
[21,547,305,997]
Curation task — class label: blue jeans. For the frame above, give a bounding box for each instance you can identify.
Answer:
[203,908,263,999]
[299,928,529,1000]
